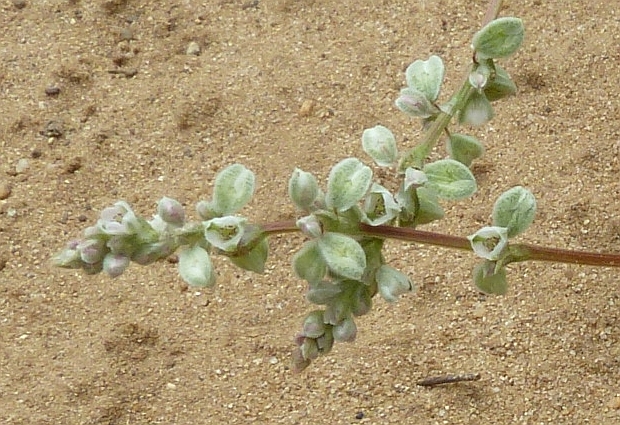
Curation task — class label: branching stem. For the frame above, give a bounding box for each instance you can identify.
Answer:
[399,0,503,170]
[260,220,620,269]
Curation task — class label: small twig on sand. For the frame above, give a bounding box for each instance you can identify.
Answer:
[417,373,481,387]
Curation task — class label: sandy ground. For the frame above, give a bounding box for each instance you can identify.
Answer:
[1,0,619,423]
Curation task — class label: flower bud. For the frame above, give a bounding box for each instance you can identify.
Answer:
[300,337,320,361]
[332,316,357,342]
[288,168,320,211]
[78,238,107,264]
[102,253,130,278]
[157,197,185,226]
[302,310,326,338]
[395,87,438,119]
[97,201,136,236]
[296,215,323,239]
[469,62,492,91]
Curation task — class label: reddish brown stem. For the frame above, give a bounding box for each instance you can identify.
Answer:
[484,0,504,26]
[261,221,620,269]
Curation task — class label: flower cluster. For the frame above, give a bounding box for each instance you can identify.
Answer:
[53,199,182,276]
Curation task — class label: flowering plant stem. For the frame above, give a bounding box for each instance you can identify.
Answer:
[401,0,501,166]
[262,221,620,268]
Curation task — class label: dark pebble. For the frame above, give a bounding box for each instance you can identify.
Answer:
[12,0,27,10]
[45,86,61,96]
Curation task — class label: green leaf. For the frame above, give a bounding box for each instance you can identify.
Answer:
[460,90,494,126]
[398,144,431,172]
[405,55,445,102]
[473,261,508,295]
[360,237,384,285]
[423,159,477,200]
[446,133,485,167]
[492,186,537,238]
[288,168,320,211]
[211,164,255,216]
[361,125,398,167]
[306,280,344,305]
[229,238,268,273]
[317,232,366,281]
[351,284,372,317]
[325,158,372,212]
[472,17,524,59]
[178,245,216,287]
[413,187,444,225]
[293,240,327,284]
[484,65,517,102]
[375,265,413,302]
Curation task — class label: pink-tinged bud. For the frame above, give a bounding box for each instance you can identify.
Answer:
[315,328,334,354]
[302,310,326,338]
[157,197,185,226]
[300,337,320,361]
[102,253,130,278]
[78,238,107,264]
[395,87,438,118]
[296,215,323,239]
[293,333,306,347]
[291,347,311,373]
[332,317,357,342]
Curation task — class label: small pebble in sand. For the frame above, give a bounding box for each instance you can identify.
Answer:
[0,182,12,200]
[186,41,201,56]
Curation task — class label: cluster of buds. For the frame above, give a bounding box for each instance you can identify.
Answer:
[53,198,185,277]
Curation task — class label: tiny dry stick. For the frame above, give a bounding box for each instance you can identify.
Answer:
[417,373,481,387]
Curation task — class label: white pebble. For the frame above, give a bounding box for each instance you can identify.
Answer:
[16,158,30,173]
[186,41,201,56]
